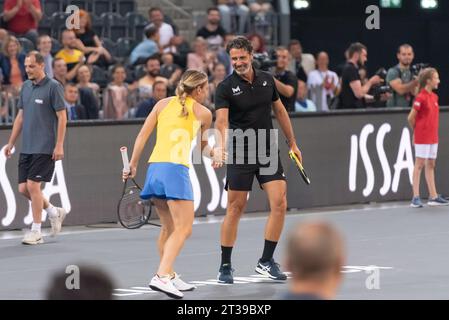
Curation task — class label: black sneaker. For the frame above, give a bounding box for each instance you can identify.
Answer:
[255,259,287,280]
[217,263,234,284]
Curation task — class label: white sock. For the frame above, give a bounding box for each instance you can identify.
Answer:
[45,204,58,218]
[31,223,41,233]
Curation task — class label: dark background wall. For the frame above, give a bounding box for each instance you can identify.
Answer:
[290,0,449,104]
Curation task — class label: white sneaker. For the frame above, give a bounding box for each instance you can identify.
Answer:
[171,272,196,291]
[22,230,44,245]
[149,274,184,299]
[49,207,67,237]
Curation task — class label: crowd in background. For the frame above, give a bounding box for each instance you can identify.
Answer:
[0,0,425,124]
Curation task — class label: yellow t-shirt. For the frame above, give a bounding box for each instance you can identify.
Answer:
[149,96,200,168]
[55,49,84,66]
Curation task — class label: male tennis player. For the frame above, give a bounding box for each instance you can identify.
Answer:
[4,51,67,245]
[124,70,224,299]
[213,36,302,283]
[408,68,448,207]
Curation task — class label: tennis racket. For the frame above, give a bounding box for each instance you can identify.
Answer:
[118,147,160,229]
[286,143,311,185]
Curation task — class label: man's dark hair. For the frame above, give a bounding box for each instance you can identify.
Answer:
[397,43,413,54]
[347,42,367,59]
[64,82,78,89]
[207,7,220,14]
[26,50,45,64]
[145,53,161,65]
[288,39,302,50]
[46,265,115,300]
[153,80,167,91]
[144,24,158,39]
[226,36,253,54]
[149,7,162,15]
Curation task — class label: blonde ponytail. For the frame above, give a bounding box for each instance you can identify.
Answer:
[176,69,208,118]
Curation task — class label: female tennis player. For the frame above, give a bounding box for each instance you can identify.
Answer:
[123,70,224,299]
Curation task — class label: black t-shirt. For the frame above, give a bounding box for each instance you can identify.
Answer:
[215,68,280,161]
[274,70,298,112]
[340,62,364,109]
[77,29,97,48]
[295,61,307,83]
[196,25,226,40]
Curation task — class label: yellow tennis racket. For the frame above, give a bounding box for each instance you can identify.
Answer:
[288,149,311,185]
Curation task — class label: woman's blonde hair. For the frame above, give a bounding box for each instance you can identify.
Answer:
[2,36,21,58]
[418,67,438,91]
[175,69,208,117]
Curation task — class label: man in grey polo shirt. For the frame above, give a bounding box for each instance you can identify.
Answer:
[4,51,68,245]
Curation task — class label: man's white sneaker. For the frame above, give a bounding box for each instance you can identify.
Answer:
[149,274,184,299]
[171,272,196,291]
[49,207,67,236]
[22,230,44,245]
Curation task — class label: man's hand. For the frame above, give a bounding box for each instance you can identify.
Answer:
[369,75,383,86]
[4,144,14,158]
[52,144,64,161]
[290,144,303,164]
[211,146,227,169]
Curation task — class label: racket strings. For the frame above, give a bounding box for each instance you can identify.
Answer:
[119,186,148,227]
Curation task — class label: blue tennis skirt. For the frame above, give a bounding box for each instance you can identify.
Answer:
[140,162,194,201]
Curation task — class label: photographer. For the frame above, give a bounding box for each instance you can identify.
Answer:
[273,47,298,113]
[339,43,383,109]
[386,44,419,108]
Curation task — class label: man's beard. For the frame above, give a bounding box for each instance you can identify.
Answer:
[234,64,250,75]
[149,70,160,77]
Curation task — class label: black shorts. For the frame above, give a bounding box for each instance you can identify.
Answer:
[225,156,286,191]
[18,153,55,184]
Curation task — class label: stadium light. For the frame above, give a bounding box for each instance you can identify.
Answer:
[421,0,438,9]
[293,0,310,10]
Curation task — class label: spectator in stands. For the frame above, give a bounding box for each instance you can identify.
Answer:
[76,64,100,102]
[206,62,227,110]
[217,0,250,35]
[339,42,382,109]
[3,0,42,46]
[288,40,315,83]
[103,64,133,119]
[78,87,99,119]
[0,29,9,48]
[248,33,267,54]
[0,35,26,93]
[135,80,168,118]
[386,44,419,108]
[56,29,86,72]
[187,37,217,75]
[196,7,227,52]
[137,55,168,100]
[307,51,339,111]
[273,46,298,113]
[46,264,115,300]
[130,24,160,66]
[52,58,79,85]
[282,221,345,300]
[160,52,182,94]
[247,0,273,15]
[74,10,113,69]
[295,80,316,112]
[147,7,183,53]
[64,83,86,121]
[37,35,53,78]
[217,33,236,75]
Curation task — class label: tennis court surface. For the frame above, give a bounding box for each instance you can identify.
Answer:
[1,201,449,300]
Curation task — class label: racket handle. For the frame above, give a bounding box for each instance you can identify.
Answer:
[120,146,130,172]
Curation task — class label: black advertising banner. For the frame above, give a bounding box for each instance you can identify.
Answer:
[1,109,448,231]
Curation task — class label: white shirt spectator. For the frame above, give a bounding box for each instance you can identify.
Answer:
[159,22,176,53]
[307,70,339,111]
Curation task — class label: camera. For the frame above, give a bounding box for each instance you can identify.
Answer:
[371,85,393,101]
[375,67,388,80]
[252,52,277,71]
[411,63,430,77]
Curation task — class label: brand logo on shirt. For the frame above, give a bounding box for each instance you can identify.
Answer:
[263,81,267,87]
[232,86,243,96]
[35,99,43,104]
